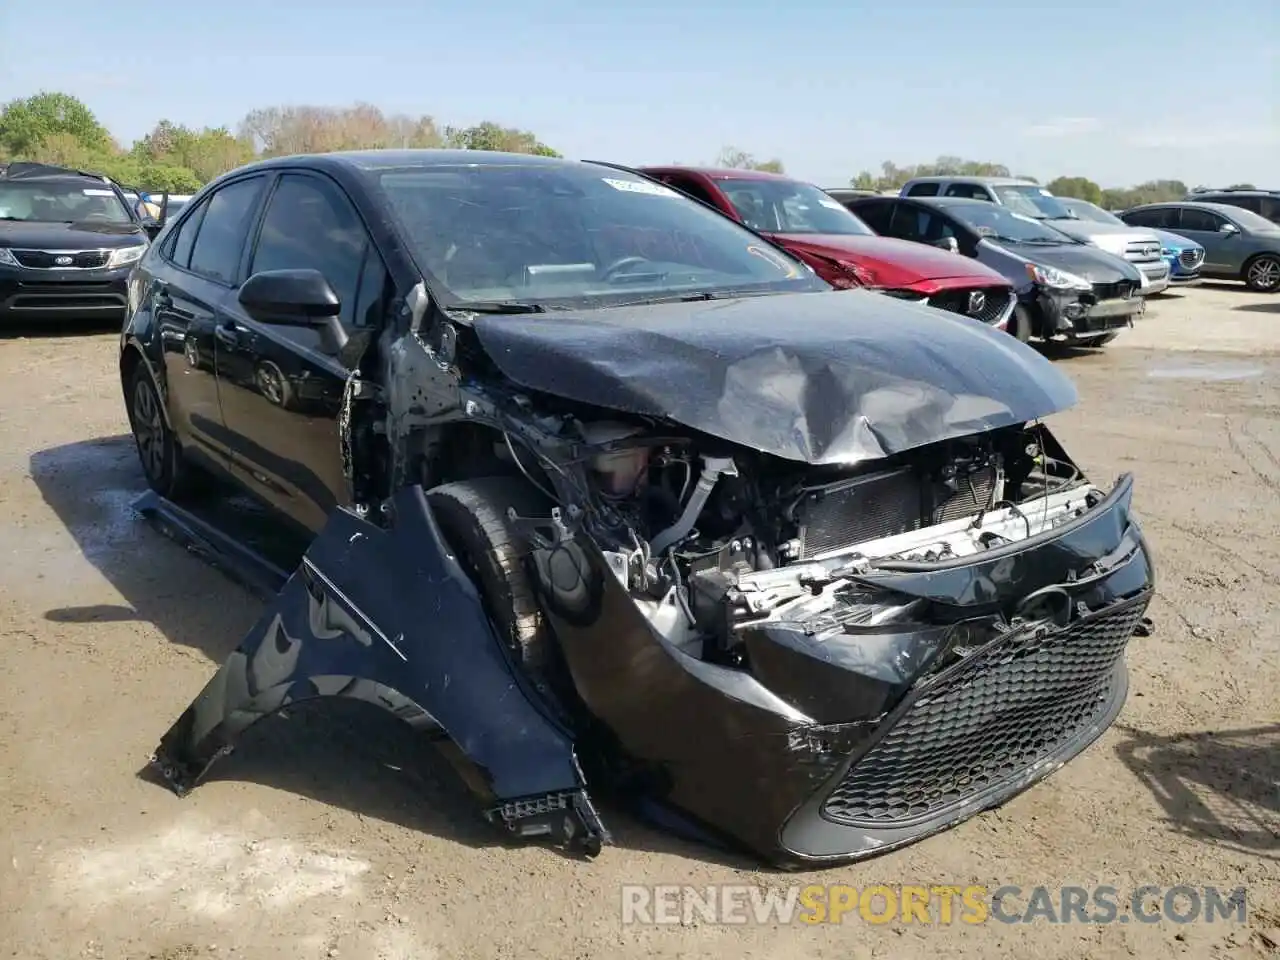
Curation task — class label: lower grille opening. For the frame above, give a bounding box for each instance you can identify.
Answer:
[820,592,1151,827]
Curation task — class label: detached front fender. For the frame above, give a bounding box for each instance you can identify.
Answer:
[150,485,608,855]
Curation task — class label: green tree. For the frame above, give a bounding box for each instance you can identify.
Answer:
[444,121,559,156]
[1046,176,1103,204]
[0,91,112,157]
[133,121,253,183]
[850,156,1010,192]
[714,146,785,173]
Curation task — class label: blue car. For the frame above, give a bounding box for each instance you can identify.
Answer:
[1060,198,1204,286]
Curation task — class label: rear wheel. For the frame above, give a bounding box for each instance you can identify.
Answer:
[126,363,206,500]
[1244,254,1280,292]
[426,477,553,672]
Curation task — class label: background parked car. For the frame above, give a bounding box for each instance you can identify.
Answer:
[1186,188,1280,225]
[898,176,1170,292]
[843,194,1146,346]
[0,162,157,324]
[1119,201,1280,292]
[1058,197,1204,287]
[635,165,1016,331]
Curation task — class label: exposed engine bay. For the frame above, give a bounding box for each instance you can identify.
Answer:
[504,412,1097,666]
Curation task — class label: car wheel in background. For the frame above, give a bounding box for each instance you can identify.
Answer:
[1243,255,1280,293]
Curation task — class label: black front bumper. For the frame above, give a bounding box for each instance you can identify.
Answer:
[148,470,1153,868]
[0,267,130,321]
[1036,286,1144,339]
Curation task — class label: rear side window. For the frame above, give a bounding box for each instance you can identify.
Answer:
[663,175,721,209]
[1123,208,1172,229]
[1178,208,1227,232]
[852,200,893,233]
[188,176,267,284]
[905,182,940,197]
[165,201,207,269]
[945,183,990,200]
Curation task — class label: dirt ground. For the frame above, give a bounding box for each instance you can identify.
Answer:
[0,283,1277,960]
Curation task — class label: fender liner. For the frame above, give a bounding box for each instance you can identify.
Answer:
[150,484,609,855]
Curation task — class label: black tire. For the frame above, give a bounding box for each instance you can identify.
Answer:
[426,477,553,672]
[126,362,206,500]
[1244,254,1280,293]
[1011,305,1034,343]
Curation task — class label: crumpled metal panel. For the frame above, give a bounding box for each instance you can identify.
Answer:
[472,289,1078,465]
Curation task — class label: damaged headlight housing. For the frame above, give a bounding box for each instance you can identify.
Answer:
[1026,262,1092,292]
[107,243,148,269]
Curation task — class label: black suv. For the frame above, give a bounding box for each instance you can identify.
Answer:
[0,162,160,324]
[1187,188,1280,225]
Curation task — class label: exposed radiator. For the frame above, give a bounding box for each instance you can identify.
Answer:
[794,464,999,559]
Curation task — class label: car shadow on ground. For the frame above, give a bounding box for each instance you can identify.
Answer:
[0,318,119,341]
[1234,300,1280,314]
[29,434,766,869]
[1113,723,1279,862]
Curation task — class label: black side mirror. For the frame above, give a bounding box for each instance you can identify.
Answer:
[142,218,163,240]
[238,269,348,354]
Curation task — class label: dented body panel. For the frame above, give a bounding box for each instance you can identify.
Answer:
[129,150,1157,869]
[472,290,1078,465]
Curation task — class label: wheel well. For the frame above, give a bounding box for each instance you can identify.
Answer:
[119,344,143,390]
[413,422,556,498]
[1242,251,1279,276]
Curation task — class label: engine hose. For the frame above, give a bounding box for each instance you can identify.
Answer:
[649,456,737,557]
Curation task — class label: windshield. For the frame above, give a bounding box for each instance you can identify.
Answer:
[1059,198,1126,226]
[0,179,133,225]
[715,178,874,236]
[376,164,830,308]
[1221,206,1280,232]
[991,184,1077,221]
[946,202,1077,243]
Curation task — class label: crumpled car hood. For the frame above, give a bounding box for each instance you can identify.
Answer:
[471,289,1078,464]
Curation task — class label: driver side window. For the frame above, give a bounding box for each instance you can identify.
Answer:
[250,173,379,329]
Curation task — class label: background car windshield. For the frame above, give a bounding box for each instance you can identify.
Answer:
[1060,198,1126,226]
[950,203,1074,242]
[0,181,132,224]
[716,179,874,235]
[991,184,1076,220]
[377,165,827,305]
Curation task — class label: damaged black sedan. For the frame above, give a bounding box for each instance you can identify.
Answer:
[120,150,1154,869]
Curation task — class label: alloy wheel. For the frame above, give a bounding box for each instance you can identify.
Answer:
[1246,256,1280,292]
[132,377,166,481]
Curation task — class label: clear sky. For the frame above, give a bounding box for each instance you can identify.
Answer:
[1,0,1276,189]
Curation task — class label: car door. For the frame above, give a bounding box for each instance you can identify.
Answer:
[213,169,391,535]
[152,177,266,467]
[1172,207,1238,271]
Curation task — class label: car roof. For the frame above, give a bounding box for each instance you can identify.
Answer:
[0,161,114,184]
[1126,200,1256,215]
[1192,188,1279,197]
[638,165,797,183]
[904,175,1035,186]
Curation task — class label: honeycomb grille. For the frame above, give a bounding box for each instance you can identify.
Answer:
[821,593,1150,827]
[1179,248,1204,270]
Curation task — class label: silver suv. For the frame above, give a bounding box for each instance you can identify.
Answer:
[900,176,1169,293]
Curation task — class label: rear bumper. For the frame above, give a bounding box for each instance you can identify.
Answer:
[0,268,131,321]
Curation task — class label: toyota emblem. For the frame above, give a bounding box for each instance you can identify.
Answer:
[54,255,74,266]
[967,291,986,315]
